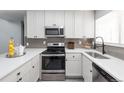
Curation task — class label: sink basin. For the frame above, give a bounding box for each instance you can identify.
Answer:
[85,52,109,59]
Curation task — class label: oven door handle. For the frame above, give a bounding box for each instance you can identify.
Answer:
[42,54,65,57]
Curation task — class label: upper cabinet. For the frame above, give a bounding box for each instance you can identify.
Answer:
[44,10,65,26]
[75,11,94,38]
[25,10,94,39]
[65,10,94,38]
[75,11,85,38]
[83,11,94,38]
[65,11,75,38]
[26,10,45,38]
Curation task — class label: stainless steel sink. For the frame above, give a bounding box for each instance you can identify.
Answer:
[85,52,109,59]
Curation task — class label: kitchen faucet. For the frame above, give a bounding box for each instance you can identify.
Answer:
[93,36,105,54]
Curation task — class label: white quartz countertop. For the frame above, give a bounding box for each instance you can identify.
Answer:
[0,48,124,82]
[66,48,124,82]
[0,48,46,80]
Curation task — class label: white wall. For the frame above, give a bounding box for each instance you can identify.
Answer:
[0,19,22,54]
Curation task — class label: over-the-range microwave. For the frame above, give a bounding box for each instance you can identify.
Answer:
[45,26,64,37]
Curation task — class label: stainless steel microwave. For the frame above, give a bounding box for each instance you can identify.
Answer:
[45,26,64,37]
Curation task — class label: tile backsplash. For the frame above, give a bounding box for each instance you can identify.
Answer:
[25,37,93,49]
[25,37,124,60]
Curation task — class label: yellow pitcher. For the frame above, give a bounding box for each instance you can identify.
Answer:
[8,37,15,57]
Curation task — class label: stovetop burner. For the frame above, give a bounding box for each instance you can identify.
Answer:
[42,49,65,54]
[42,43,65,54]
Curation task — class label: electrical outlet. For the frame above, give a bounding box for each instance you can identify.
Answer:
[79,40,82,45]
[26,42,29,46]
[43,41,46,45]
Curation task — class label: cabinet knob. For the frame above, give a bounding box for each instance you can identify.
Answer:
[19,77,22,81]
[32,66,35,68]
[73,56,75,58]
[17,77,22,82]
[90,70,92,72]
[17,72,20,76]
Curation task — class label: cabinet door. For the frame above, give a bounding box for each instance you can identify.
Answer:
[66,61,82,77]
[35,11,45,38]
[83,55,92,82]
[83,11,94,38]
[75,11,85,38]
[29,55,40,82]
[26,11,45,38]
[17,61,31,82]
[45,10,65,26]
[27,11,37,38]
[65,11,75,38]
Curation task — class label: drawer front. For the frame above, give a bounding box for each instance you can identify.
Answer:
[66,53,81,61]
[14,61,31,82]
[1,61,31,82]
[1,71,17,82]
[17,61,31,76]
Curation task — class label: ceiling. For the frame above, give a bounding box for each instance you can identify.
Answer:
[0,10,26,21]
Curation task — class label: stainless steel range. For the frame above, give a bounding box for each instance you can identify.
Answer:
[42,43,65,81]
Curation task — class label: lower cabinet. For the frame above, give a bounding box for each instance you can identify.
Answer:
[0,55,40,82]
[28,55,40,82]
[66,53,82,77]
[82,55,93,82]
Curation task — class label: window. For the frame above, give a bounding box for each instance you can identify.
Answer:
[120,11,124,44]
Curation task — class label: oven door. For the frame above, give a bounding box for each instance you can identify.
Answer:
[42,54,65,73]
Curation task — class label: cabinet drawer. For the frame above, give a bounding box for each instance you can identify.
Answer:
[1,61,31,82]
[1,71,17,82]
[66,53,81,61]
[17,61,31,76]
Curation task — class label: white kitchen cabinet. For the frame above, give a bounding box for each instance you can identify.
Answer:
[83,11,94,38]
[75,11,85,38]
[1,55,40,82]
[45,10,65,26]
[1,61,31,82]
[82,55,93,82]
[66,53,82,77]
[29,55,40,82]
[26,10,45,38]
[65,11,75,38]
[0,71,17,82]
[64,10,94,38]
[75,11,94,38]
